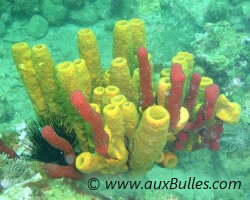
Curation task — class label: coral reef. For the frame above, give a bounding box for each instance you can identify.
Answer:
[205,0,229,23]
[192,21,249,87]
[8,18,241,179]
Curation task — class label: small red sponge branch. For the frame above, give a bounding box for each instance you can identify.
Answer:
[70,91,109,157]
[44,164,81,180]
[137,47,154,110]
[167,63,186,130]
[184,73,201,118]
[185,84,219,132]
[41,126,75,166]
[204,84,220,120]
[0,139,18,159]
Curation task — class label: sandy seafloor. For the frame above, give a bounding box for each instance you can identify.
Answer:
[0,10,250,200]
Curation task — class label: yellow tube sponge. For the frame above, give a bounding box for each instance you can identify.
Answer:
[215,94,241,125]
[74,59,92,102]
[102,85,120,106]
[129,18,146,55]
[110,57,132,100]
[90,103,101,114]
[113,20,135,72]
[76,152,107,174]
[197,77,213,103]
[77,28,103,87]
[131,68,140,106]
[11,42,48,117]
[103,104,129,173]
[56,61,87,150]
[110,95,127,107]
[129,105,170,174]
[162,152,178,168]
[157,77,171,107]
[92,87,105,108]
[160,68,171,78]
[176,52,194,69]
[174,107,189,133]
[31,44,63,115]
[121,101,139,142]
[104,69,111,86]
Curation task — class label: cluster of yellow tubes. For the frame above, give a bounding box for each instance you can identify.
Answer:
[11,18,241,176]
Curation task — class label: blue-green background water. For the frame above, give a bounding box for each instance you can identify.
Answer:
[0,0,249,199]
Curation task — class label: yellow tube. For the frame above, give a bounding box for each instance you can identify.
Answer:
[90,103,100,114]
[103,104,128,173]
[162,152,178,168]
[157,77,171,107]
[77,28,103,87]
[76,152,107,174]
[160,68,171,78]
[104,69,111,86]
[110,95,127,107]
[148,53,154,86]
[174,107,189,133]
[215,94,241,125]
[56,61,87,151]
[113,20,135,72]
[76,104,129,174]
[129,18,146,55]
[92,87,105,108]
[110,57,132,100]
[197,77,213,103]
[121,101,139,142]
[32,44,63,115]
[131,68,140,106]
[11,42,48,117]
[102,85,120,106]
[74,59,92,102]
[129,105,170,174]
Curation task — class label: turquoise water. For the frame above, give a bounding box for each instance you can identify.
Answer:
[0,0,249,199]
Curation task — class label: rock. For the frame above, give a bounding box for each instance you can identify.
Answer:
[63,0,84,7]
[104,19,115,32]
[42,0,67,26]
[0,19,6,37]
[0,93,15,123]
[69,4,99,26]
[27,15,49,39]
[245,74,250,88]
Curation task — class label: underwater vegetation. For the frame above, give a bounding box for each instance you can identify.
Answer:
[0,18,241,181]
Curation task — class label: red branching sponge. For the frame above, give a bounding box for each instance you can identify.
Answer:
[176,131,188,142]
[70,91,109,157]
[185,84,219,132]
[184,73,201,118]
[167,63,186,130]
[41,126,75,166]
[204,84,220,120]
[137,47,154,110]
[0,139,18,159]
[44,164,81,180]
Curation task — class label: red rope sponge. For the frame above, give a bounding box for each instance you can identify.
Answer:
[44,164,81,180]
[184,73,201,117]
[0,139,18,159]
[137,47,154,110]
[167,63,186,130]
[41,126,75,166]
[70,91,109,157]
[185,84,219,132]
